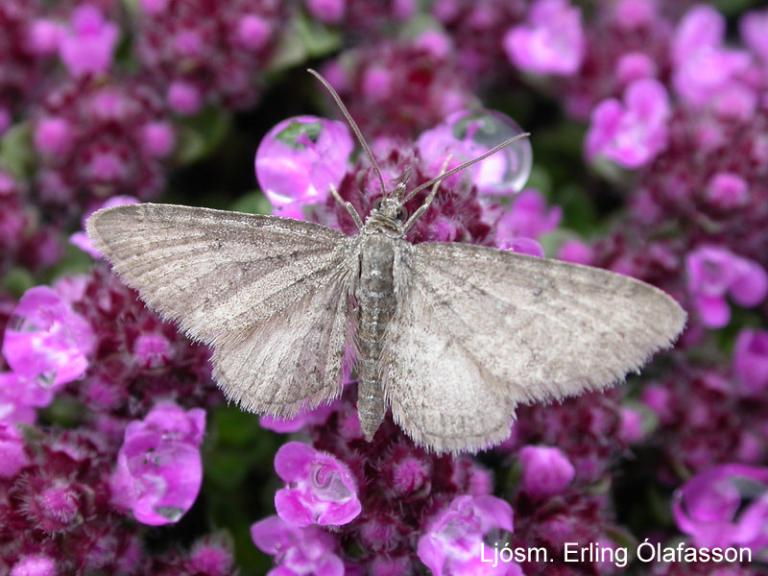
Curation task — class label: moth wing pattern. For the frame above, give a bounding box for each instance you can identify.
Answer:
[87,203,358,415]
[210,262,357,417]
[384,241,686,453]
[381,241,517,454]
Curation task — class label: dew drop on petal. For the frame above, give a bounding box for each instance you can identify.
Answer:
[311,461,352,502]
[419,110,532,196]
[155,506,184,522]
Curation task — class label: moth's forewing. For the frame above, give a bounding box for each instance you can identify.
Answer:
[87,203,358,415]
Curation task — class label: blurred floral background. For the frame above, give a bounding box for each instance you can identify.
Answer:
[1,0,768,574]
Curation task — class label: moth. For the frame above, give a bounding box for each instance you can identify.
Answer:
[87,70,686,454]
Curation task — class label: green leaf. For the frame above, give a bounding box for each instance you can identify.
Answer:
[120,0,140,16]
[297,13,342,58]
[713,0,758,17]
[647,485,675,527]
[526,165,553,197]
[556,185,600,235]
[230,191,273,215]
[0,123,34,180]
[267,13,342,73]
[45,243,94,284]
[397,13,444,40]
[276,120,322,149]
[205,451,252,489]
[39,395,86,428]
[212,405,264,447]
[174,107,232,166]
[2,267,35,298]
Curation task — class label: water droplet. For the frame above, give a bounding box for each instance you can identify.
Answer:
[155,506,183,521]
[311,461,352,502]
[421,110,533,195]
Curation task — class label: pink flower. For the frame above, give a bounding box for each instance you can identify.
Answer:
[236,14,272,51]
[673,464,768,550]
[417,495,517,575]
[361,66,394,102]
[415,29,453,59]
[384,447,432,497]
[586,78,670,168]
[110,402,206,526]
[2,286,95,389]
[186,536,234,576]
[10,555,57,576]
[274,441,361,527]
[251,515,344,576]
[33,116,73,156]
[619,406,648,444]
[71,196,139,258]
[704,172,749,210]
[504,0,584,76]
[733,330,768,396]
[27,19,64,56]
[615,52,657,85]
[140,0,170,15]
[306,0,346,24]
[672,5,756,120]
[641,383,674,425]
[686,246,768,328]
[495,189,561,247]
[0,422,29,478]
[59,5,119,78]
[0,376,38,425]
[518,445,575,497]
[498,237,545,258]
[557,239,594,265]
[140,121,176,158]
[167,80,203,116]
[741,9,768,63]
[255,116,354,219]
[371,556,412,576]
[611,0,657,30]
[260,404,334,434]
[132,332,172,368]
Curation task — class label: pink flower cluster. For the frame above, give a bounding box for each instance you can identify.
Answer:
[135,0,283,113]
[0,267,221,572]
[320,35,475,138]
[686,246,767,329]
[33,77,175,211]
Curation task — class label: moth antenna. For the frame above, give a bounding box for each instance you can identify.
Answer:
[307,68,387,197]
[403,133,531,203]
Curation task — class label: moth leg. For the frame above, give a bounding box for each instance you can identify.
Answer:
[330,184,363,230]
[404,157,450,233]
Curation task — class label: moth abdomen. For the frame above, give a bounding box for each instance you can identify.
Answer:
[355,233,400,440]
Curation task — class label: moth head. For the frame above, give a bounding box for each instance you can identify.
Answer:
[307,67,530,223]
[374,194,408,221]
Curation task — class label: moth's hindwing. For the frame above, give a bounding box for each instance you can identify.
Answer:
[383,241,686,453]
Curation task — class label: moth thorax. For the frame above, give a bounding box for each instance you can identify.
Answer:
[365,209,404,236]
